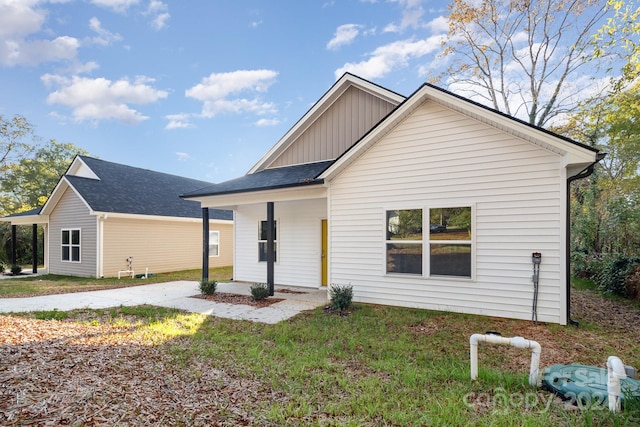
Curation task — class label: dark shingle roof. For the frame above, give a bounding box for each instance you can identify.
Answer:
[67,156,232,220]
[182,160,333,198]
[2,207,42,218]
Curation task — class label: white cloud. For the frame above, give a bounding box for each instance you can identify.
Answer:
[176,152,191,161]
[89,0,140,13]
[88,17,122,46]
[165,113,193,129]
[0,0,79,66]
[335,35,444,80]
[385,0,426,32]
[0,0,44,38]
[145,0,170,30]
[327,24,363,50]
[255,118,280,127]
[42,74,168,124]
[186,69,278,118]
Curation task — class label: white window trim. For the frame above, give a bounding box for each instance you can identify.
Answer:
[61,228,81,263]
[383,205,476,281]
[209,230,220,257]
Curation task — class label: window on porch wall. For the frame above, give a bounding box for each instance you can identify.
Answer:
[258,220,277,262]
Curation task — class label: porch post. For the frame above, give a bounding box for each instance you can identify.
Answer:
[267,201,275,296]
[202,207,209,283]
[32,224,38,273]
[11,225,17,265]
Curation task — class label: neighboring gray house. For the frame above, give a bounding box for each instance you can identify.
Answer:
[183,73,601,325]
[2,156,233,278]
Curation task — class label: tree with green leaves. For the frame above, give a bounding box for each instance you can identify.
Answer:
[595,0,640,87]
[0,140,90,215]
[563,81,640,258]
[1,115,38,174]
[436,0,608,127]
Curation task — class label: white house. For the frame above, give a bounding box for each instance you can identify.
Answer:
[183,73,601,325]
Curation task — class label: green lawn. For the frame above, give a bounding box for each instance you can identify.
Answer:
[2,270,639,425]
[0,266,232,297]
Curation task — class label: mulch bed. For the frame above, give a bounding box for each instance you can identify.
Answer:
[193,292,284,308]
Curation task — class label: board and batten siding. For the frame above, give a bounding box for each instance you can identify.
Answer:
[268,86,397,168]
[328,100,567,324]
[48,188,97,277]
[102,218,233,277]
[234,199,326,287]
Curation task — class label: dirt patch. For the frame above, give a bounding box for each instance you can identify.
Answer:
[193,292,284,308]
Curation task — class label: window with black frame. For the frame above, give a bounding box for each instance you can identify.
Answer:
[258,220,277,262]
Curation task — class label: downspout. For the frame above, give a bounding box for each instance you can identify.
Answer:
[565,152,606,325]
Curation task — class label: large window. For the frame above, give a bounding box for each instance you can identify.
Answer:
[386,209,422,274]
[61,229,81,262]
[258,220,277,262]
[385,207,472,278]
[209,231,220,257]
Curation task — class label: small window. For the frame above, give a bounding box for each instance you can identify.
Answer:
[386,209,422,274]
[258,220,277,262]
[429,207,472,278]
[209,231,220,257]
[61,229,81,262]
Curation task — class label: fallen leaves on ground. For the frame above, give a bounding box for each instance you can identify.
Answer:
[0,316,276,426]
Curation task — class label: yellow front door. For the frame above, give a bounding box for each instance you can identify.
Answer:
[321,219,328,286]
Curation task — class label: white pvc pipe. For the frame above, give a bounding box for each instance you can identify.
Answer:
[470,334,542,386]
[607,356,628,413]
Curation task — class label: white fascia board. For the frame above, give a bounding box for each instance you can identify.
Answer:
[66,156,99,179]
[247,74,405,174]
[320,84,598,181]
[0,214,49,225]
[192,185,328,210]
[91,211,232,224]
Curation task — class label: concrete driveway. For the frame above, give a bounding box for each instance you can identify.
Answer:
[0,281,328,324]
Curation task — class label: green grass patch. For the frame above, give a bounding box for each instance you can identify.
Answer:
[0,266,232,297]
[46,303,629,426]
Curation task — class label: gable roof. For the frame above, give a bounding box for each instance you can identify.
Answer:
[320,82,600,181]
[248,73,405,173]
[41,156,232,220]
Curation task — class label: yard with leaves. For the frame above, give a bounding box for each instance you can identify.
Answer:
[1,273,639,426]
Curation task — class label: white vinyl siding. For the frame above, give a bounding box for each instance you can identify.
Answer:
[328,100,565,324]
[48,188,97,277]
[234,198,326,287]
[268,86,397,168]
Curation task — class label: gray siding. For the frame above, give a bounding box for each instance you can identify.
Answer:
[48,188,97,277]
[269,86,397,168]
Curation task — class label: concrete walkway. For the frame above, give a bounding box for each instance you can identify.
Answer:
[0,281,328,324]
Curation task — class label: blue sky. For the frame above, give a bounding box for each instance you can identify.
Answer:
[0,0,609,184]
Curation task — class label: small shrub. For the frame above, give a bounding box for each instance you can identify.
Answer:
[0,262,5,274]
[10,264,22,275]
[595,256,640,297]
[250,282,270,301]
[329,283,353,311]
[199,279,218,295]
[626,266,640,301]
